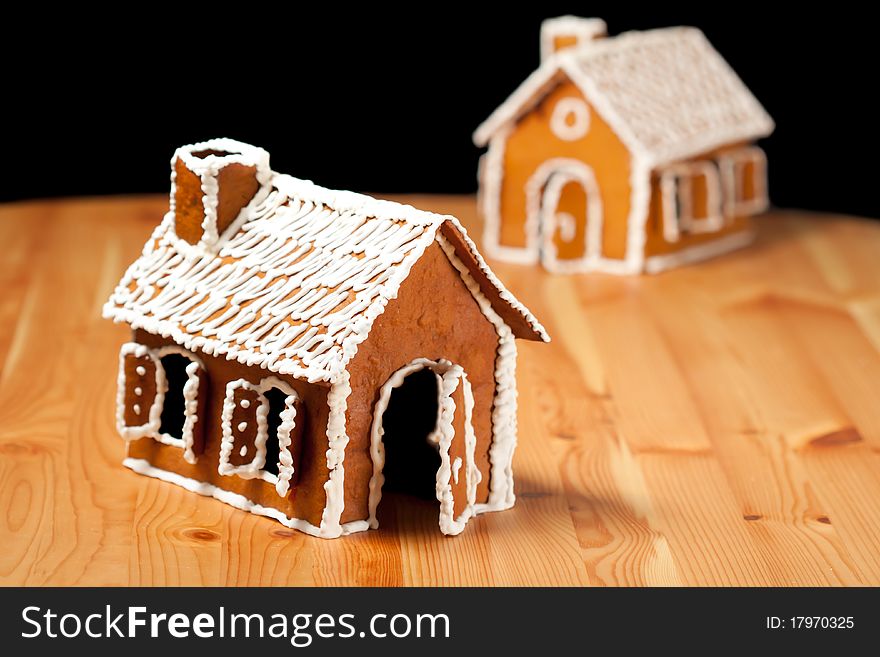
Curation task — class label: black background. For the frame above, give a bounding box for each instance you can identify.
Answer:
[4,6,877,217]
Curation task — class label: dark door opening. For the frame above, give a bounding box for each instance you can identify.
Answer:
[263,387,287,476]
[380,367,441,500]
[158,353,191,440]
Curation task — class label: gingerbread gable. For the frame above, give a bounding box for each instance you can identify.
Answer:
[473,26,775,166]
[104,153,548,385]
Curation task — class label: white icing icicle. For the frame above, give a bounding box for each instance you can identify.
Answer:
[434,365,479,536]
[320,369,354,538]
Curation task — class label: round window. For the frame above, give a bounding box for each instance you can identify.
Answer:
[550,97,590,141]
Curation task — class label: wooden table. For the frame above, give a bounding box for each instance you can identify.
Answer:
[1,194,879,586]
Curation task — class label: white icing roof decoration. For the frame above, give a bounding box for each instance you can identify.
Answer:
[104,147,549,384]
[473,25,775,166]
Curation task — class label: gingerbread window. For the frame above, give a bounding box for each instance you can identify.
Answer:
[219,377,301,496]
[659,161,723,242]
[718,146,769,218]
[550,97,590,142]
[153,346,207,464]
[115,343,206,464]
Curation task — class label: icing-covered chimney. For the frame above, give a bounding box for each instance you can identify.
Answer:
[540,16,607,62]
[170,138,272,247]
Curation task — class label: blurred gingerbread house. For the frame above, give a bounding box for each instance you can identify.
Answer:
[474,17,775,274]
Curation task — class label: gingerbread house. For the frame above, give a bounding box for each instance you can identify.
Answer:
[103,138,548,538]
[474,17,775,274]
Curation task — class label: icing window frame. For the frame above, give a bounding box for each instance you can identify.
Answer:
[219,377,300,497]
[660,161,723,243]
[718,146,769,218]
[116,342,204,464]
[152,345,205,463]
[550,97,591,142]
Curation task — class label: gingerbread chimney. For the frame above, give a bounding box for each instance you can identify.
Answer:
[540,16,607,62]
[170,138,272,247]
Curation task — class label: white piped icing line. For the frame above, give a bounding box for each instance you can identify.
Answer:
[170,138,272,250]
[434,365,480,536]
[218,376,298,494]
[122,458,326,538]
[274,390,298,498]
[643,229,755,274]
[320,369,360,538]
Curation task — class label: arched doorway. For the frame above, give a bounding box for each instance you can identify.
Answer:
[367,359,481,535]
[380,367,441,500]
[525,158,604,272]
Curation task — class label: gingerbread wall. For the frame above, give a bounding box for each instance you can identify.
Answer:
[642,143,755,258]
[497,76,633,261]
[126,329,332,527]
[339,240,500,524]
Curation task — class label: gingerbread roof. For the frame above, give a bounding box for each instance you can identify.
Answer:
[104,173,548,384]
[473,26,775,166]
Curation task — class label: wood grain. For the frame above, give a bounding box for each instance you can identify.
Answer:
[1,194,879,586]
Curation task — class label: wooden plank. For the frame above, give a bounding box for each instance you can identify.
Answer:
[798,445,880,584]
[3,195,880,585]
[641,281,867,585]
[584,288,714,454]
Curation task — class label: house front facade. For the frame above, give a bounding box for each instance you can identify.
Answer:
[474,17,775,274]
